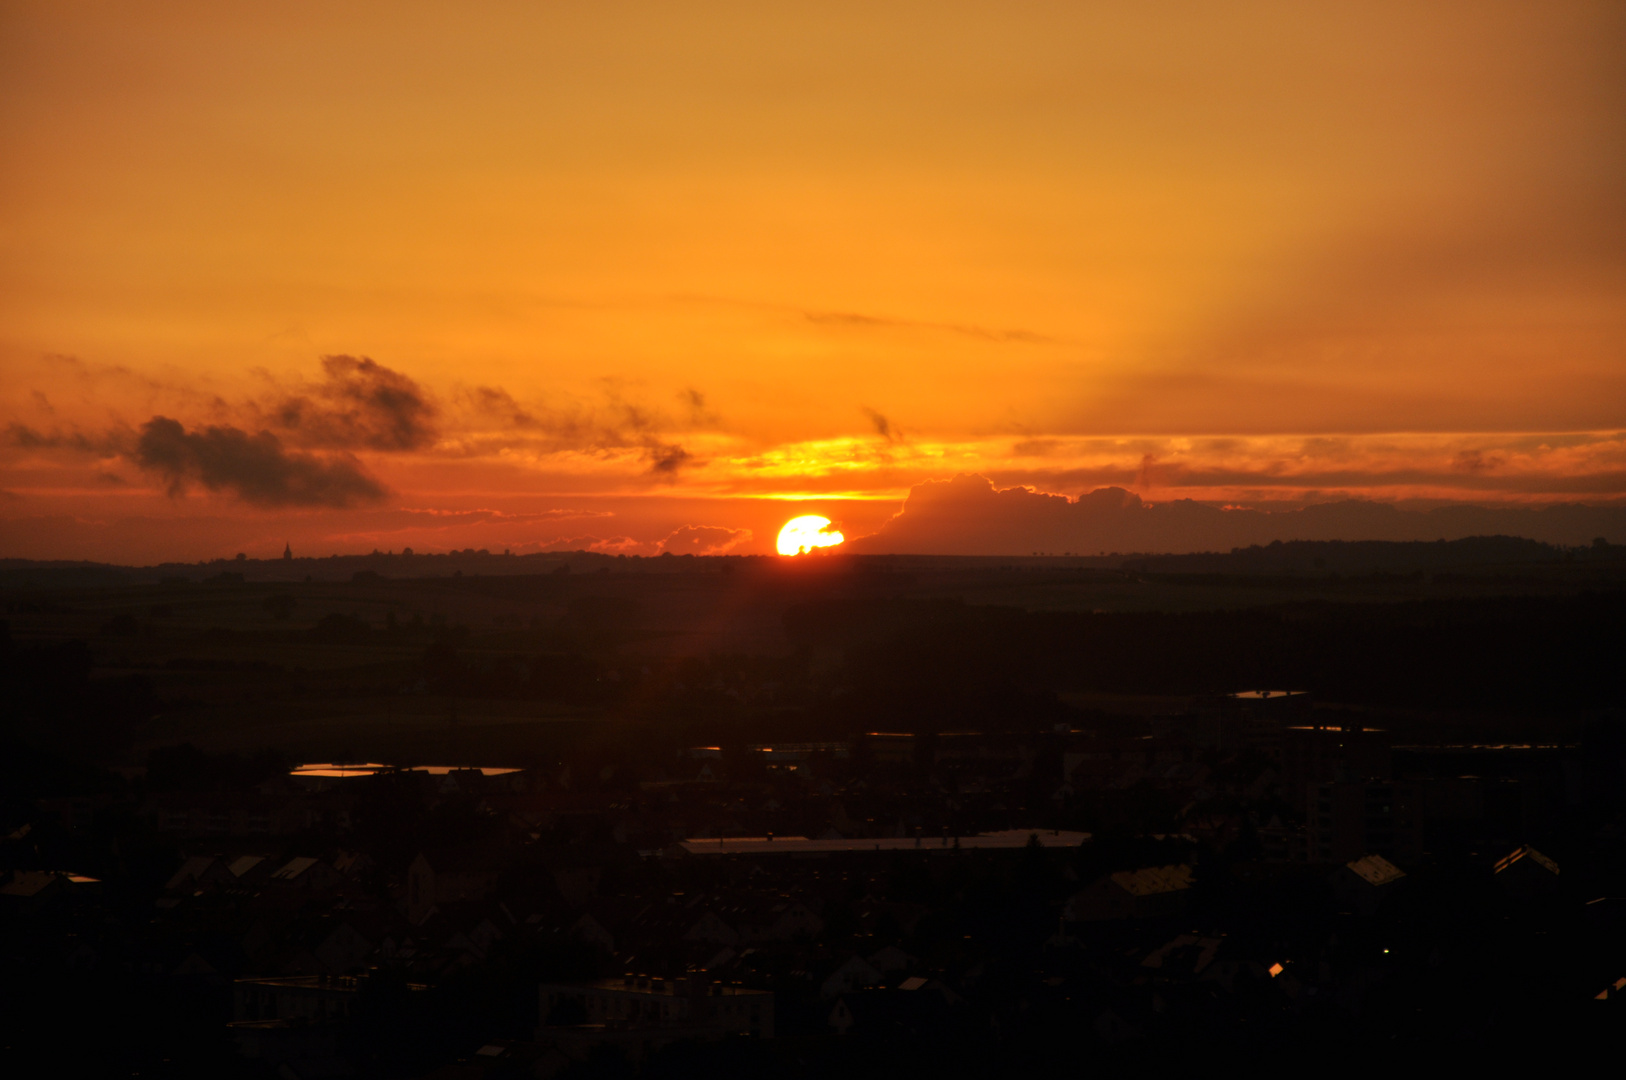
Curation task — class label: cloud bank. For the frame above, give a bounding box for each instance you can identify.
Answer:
[850,474,1626,555]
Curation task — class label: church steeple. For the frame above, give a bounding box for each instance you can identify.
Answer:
[282,542,292,560]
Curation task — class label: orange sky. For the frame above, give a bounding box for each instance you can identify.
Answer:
[2,2,1624,560]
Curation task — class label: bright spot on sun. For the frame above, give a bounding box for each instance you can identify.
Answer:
[777,515,845,556]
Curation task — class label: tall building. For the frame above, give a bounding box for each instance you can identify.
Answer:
[1281,724,1392,808]
[1308,780,1422,864]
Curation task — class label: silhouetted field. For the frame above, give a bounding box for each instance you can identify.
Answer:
[3,539,1622,766]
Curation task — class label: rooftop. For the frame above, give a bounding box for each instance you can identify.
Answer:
[1110,865,1194,896]
[270,857,319,880]
[1495,845,1559,876]
[1346,854,1407,887]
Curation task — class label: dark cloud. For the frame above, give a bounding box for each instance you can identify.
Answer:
[133,417,386,508]
[1454,450,1504,474]
[646,442,693,477]
[465,385,538,428]
[268,355,437,451]
[863,407,900,443]
[849,473,1626,554]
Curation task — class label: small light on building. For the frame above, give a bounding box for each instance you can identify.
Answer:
[1269,962,1284,977]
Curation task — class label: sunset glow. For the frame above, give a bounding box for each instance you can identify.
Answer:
[1,2,1622,560]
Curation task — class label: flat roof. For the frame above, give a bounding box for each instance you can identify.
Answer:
[1394,744,1567,752]
[290,763,521,778]
[1285,725,1386,733]
[289,763,389,778]
[234,975,427,991]
[678,829,1089,855]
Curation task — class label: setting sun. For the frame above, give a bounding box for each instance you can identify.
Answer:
[776,515,845,556]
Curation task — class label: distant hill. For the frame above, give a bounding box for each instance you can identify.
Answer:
[2,532,1622,591]
[1123,536,1618,575]
[0,548,636,588]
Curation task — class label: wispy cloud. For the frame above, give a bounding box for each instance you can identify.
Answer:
[862,407,903,444]
[261,354,438,452]
[5,355,715,502]
[803,309,1057,344]
[458,382,704,479]
[672,293,1059,345]
[659,524,752,555]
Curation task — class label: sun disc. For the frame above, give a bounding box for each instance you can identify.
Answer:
[777,515,845,556]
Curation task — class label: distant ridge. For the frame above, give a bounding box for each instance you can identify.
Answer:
[1123,536,1611,575]
[0,534,1620,589]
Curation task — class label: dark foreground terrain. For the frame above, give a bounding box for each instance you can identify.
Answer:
[3,538,1624,1074]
